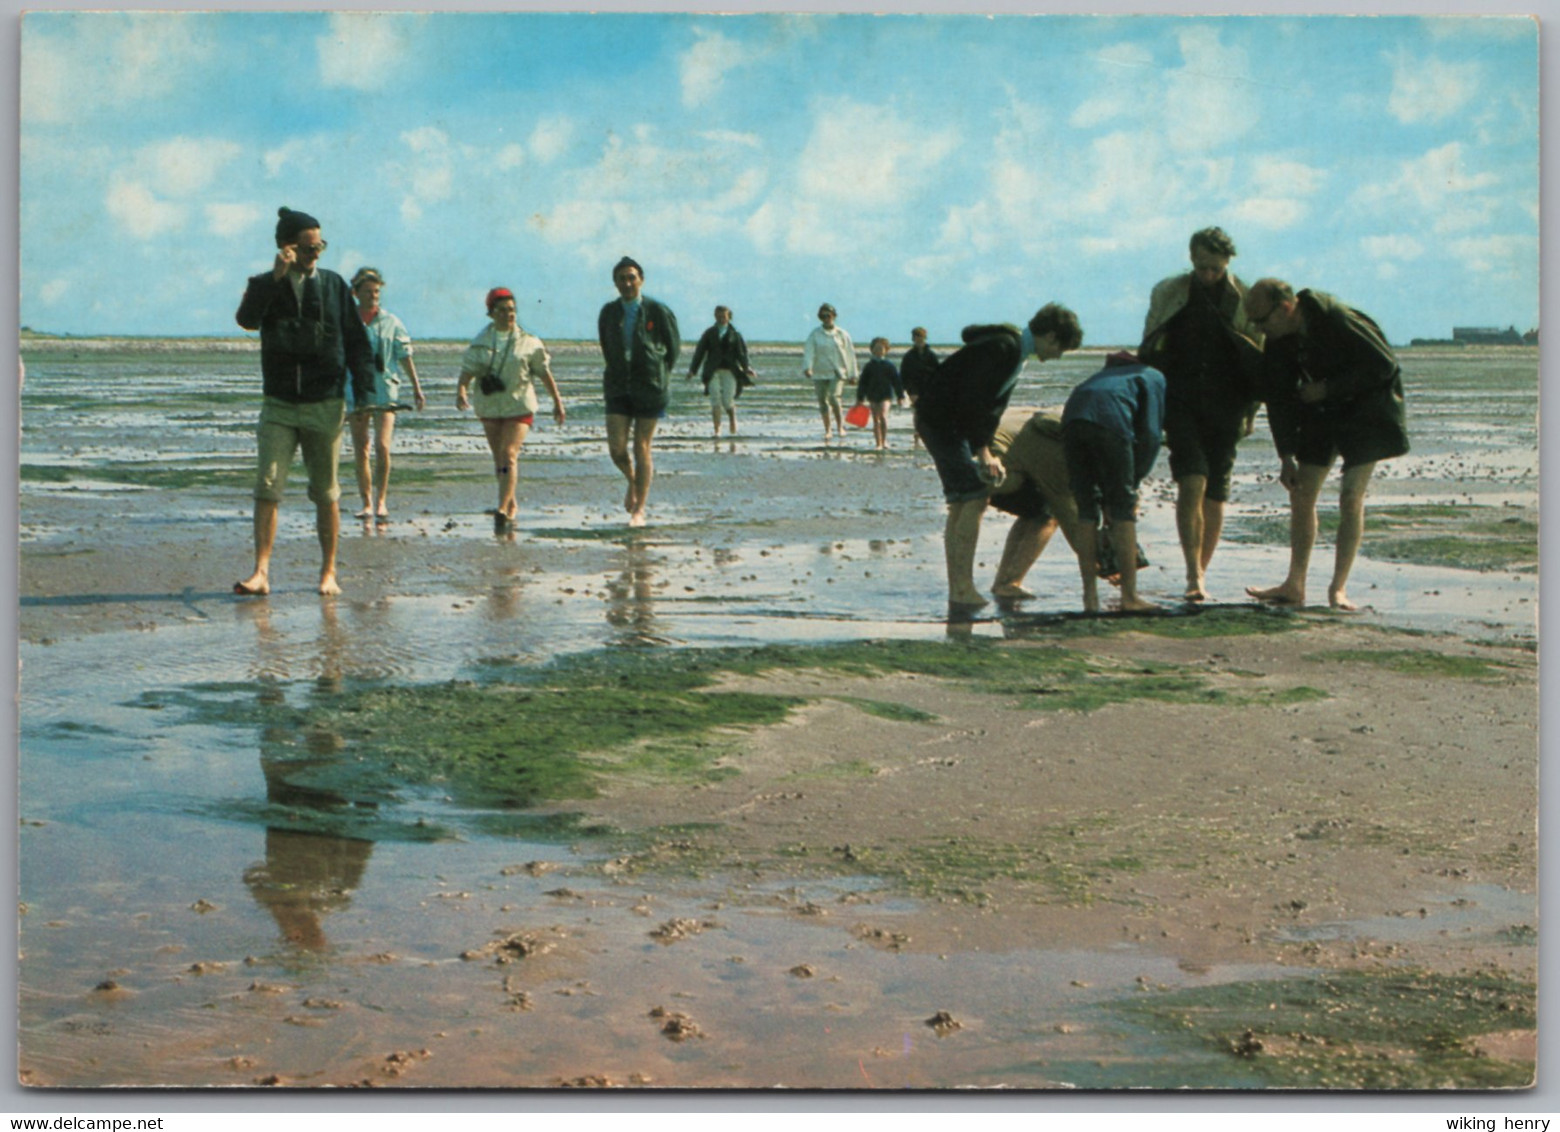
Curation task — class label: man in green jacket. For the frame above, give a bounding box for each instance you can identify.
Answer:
[1243,279,1409,611]
[597,256,680,527]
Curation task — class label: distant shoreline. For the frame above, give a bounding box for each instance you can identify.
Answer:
[17,331,1539,355]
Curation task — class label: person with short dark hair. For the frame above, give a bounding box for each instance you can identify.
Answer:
[598,257,680,527]
[687,304,754,438]
[914,303,1083,609]
[346,266,425,524]
[853,337,903,450]
[1061,351,1167,613]
[456,287,566,531]
[1140,226,1264,602]
[1242,278,1409,611]
[234,207,375,597]
[899,326,939,449]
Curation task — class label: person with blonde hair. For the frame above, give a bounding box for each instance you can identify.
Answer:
[345,266,425,524]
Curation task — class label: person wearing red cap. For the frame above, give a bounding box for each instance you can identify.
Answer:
[234,207,375,597]
[456,287,566,531]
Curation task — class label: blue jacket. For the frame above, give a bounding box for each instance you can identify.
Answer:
[598,295,681,409]
[1062,359,1167,481]
[235,268,375,405]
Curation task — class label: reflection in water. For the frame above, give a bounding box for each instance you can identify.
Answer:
[484,567,527,621]
[605,533,673,647]
[239,603,374,954]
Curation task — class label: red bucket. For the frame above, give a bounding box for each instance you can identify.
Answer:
[845,403,871,428]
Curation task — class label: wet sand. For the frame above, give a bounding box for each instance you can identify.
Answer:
[16,343,1540,1089]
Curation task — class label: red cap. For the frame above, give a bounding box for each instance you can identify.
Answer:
[486,287,515,313]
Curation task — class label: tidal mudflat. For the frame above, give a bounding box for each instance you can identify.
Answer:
[17,340,1538,1088]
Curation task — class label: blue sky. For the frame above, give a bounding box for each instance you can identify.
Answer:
[19,11,1540,345]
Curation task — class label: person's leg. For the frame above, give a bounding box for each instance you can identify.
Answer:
[1074,522,1100,612]
[1111,518,1155,611]
[709,383,722,437]
[815,381,833,439]
[1329,461,1376,610]
[499,418,531,520]
[1201,497,1226,572]
[871,401,889,449]
[298,413,346,596]
[314,498,341,596]
[992,516,1057,598]
[606,413,637,513]
[372,411,395,518]
[238,416,297,595]
[1247,461,1330,606]
[1175,474,1209,600]
[349,413,373,517]
[238,499,281,595]
[830,382,845,436]
[628,417,658,527]
[943,497,989,606]
[480,416,510,517]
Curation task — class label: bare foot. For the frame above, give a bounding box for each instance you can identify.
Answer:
[628,510,647,528]
[233,571,270,596]
[353,506,373,520]
[949,589,988,608]
[1328,587,1359,612]
[1184,581,1209,602]
[1118,595,1159,613]
[317,572,341,597]
[624,484,640,515]
[1246,583,1305,606]
[992,582,1036,600]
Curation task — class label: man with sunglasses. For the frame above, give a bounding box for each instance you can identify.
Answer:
[234,207,375,597]
[1242,279,1409,612]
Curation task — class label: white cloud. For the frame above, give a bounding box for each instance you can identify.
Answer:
[528,117,573,164]
[1361,235,1424,261]
[796,99,957,207]
[700,130,762,149]
[317,13,414,92]
[495,145,525,172]
[1162,26,1255,153]
[104,178,184,239]
[23,14,210,125]
[1249,157,1327,198]
[680,27,743,108]
[1387,52,1480,124]
[1354,142,1498,226]
[263,140,310,179]
[205,202,262,238]
[133,137,242,197]
[402,126,448,155]
[38,279,69,305]
[1228,197,1309,230]
[1447,234,1534,276]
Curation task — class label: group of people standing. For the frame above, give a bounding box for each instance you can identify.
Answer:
[232,207,1408,619]
[915,225,1409,615]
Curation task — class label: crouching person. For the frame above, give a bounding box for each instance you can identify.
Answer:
[1060,351,1167,612]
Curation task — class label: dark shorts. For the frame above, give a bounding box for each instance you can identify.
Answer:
[986,476,1052,523]
[1293,398,1410,471]
[1164,402,1244,502]
[1063,419,1138,525]
[916,410,987,503]
[604,391,667,420]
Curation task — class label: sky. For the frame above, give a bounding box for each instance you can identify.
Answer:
[18,11,1540,346]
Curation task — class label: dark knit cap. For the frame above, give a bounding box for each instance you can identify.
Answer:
[612,256,644,279]
[275,207,321,243]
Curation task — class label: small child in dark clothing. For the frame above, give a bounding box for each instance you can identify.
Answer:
[854,337,903,450]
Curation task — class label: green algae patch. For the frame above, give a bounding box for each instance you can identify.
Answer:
[832,696,941,724]
[1004,604,1306,641]
[1236,503,1537,573]
[1117,969,1535,1089]
[1308,648,1522,681]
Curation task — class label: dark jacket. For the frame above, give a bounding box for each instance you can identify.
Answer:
[913,324,1025,452]
[688,323,753,392]
[855,358,902,404]
[235,268,375,405]
[598,295,681,409]
[898,343,940,398]
[1262,289,1406,460]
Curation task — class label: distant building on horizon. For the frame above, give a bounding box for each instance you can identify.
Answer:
[1410,324,1538,347]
